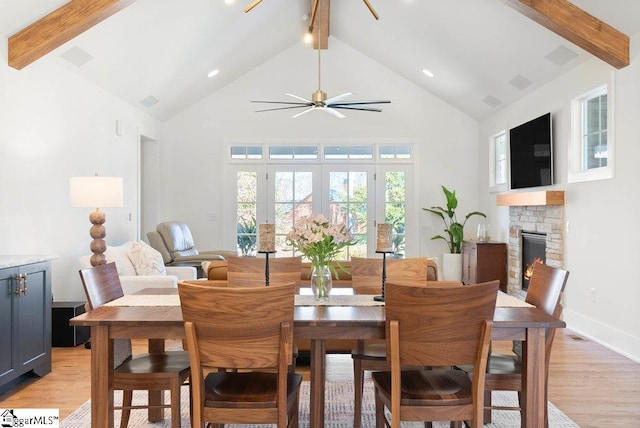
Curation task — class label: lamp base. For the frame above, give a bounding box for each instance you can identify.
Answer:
[89,210,107,267]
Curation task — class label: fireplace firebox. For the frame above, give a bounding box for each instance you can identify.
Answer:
[521,232,546,290]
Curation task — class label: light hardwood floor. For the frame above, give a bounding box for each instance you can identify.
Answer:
[0,328,638,427]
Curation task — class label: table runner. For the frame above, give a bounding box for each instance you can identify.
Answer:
[103,291,533,308]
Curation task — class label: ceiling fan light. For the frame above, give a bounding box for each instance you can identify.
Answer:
[303,32,313,44]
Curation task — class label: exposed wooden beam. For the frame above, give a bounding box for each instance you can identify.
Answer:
[500,0,629,69]
[8,0,138,70]
[310,0,330,50]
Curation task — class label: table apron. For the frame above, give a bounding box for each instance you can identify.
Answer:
[110,325,185,339]
[294,325,384,340]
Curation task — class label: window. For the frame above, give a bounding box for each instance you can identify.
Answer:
[226,144,414,259]
[236,171,258,256]
[489,131,507,191]
[569,81,614,183]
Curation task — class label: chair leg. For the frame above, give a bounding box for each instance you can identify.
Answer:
[120,390,133,428]
[373,389,386,428]
[483,389,492,423]
[353,359,364,428]
[170,381,181,428]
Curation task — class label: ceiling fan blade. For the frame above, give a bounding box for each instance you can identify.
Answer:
[255,105,311,113]
[324,92,353,104]
[244,0,263,13]
[329,100,391,106]
[331,106,383,112]
[286,93,313,103]
[325,108,346,119]
[309,0,320,33]
[292,107,315,118]
[251,100,311,106]
[362,0,380,20]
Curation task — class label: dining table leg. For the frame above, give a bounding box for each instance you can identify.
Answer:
[309,338,326,428]
[522,326,545,428]
[147,339,166,422]
[92,325,114,428]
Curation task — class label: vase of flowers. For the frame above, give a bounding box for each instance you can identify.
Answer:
[285,214,353,300]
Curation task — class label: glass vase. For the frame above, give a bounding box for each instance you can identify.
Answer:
[311,263,332,300]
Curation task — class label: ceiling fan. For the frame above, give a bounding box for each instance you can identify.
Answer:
[245,0,380,24]
[250,47,391,118]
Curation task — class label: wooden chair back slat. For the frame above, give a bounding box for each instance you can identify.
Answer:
[178,282,295,369]
[79,262,124,310]
[227,256,302,288]
[525,262,570,316]
[385,280,499,367]
[351,257,431,294]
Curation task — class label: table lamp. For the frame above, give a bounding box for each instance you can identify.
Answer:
[258,223,276,285]
[70,175,123,266]
[374,223,393,302]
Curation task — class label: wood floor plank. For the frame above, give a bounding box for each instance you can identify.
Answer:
[0,329,638,426]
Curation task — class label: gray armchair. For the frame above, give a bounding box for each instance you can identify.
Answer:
[147,221,237,277]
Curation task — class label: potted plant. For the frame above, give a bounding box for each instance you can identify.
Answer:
[423,185,486,280]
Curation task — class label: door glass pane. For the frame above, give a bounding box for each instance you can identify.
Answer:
[329,171,367,258]
[385,171,406,257]
[236,171,257,256]
[275,171,313,256]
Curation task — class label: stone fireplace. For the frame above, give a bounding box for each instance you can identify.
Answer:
[497,191,565,296]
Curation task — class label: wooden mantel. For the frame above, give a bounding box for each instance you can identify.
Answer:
[496,190,564,206]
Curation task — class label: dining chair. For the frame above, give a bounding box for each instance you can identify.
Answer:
[79,262,191,428]
[350,256,440,428]
[459,262,569,426]
[178,282,302,428]
[226,255,302,288]
[371,281,498,428]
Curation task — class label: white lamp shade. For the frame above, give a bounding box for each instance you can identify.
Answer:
[70,176,123,208]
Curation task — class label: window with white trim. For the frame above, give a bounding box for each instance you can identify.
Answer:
[489,130,508,191]
[225,144,414,259]
[569,82,614,183]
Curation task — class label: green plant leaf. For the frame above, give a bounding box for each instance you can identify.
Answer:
[423,186,486,254]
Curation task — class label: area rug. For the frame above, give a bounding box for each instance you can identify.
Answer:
[61,380,580,427]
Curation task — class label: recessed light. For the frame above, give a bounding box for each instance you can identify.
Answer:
[303,32,313,44]
[224,0,234,5]
[422,69,434,78]
[207,69,220,78]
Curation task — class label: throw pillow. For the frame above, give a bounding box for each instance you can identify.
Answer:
[105,242,137,276]
[128,241,166,276]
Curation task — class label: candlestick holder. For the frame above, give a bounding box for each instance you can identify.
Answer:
[374,250,393,301]
[258,250,277,286]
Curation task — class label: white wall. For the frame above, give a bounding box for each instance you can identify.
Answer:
[0,59,159,301]
[158,38,482,268]
[478,35,640,362]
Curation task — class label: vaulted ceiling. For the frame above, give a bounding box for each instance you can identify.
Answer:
[2,0,639,121]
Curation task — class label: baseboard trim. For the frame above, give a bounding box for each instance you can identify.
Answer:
[564,309,640,363]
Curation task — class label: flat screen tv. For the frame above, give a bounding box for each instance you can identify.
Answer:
[509,112,553,190]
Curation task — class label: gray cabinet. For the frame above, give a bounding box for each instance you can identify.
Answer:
[0,260,52,388]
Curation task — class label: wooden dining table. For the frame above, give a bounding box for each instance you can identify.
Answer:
[70,287,565,428]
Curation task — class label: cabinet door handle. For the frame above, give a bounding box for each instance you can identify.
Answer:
[14,273,27,296]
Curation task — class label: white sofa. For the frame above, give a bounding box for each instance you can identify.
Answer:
[79,241,197,294]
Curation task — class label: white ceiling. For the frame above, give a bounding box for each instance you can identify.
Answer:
[2,0,639,121]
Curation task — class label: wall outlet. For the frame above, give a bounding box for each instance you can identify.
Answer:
[589,287,596,303]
